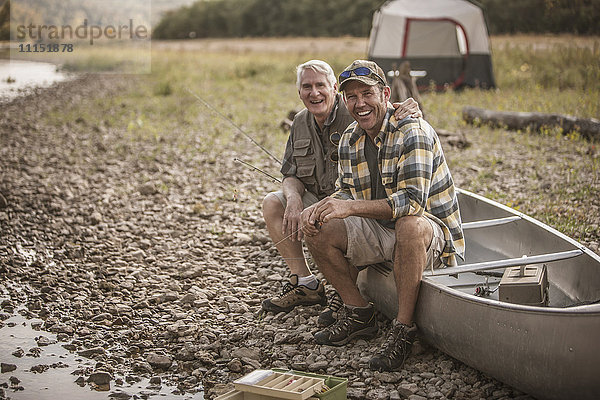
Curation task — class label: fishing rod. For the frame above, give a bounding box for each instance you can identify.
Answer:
[186,88,282,165]
[234,157,281,183]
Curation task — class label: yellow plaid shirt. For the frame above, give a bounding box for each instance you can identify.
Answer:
[332,107,465,266]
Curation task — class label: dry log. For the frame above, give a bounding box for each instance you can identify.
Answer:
[462,106,600,140]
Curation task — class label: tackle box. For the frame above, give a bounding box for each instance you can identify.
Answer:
[215,369,347,400]
[498,264,549,306]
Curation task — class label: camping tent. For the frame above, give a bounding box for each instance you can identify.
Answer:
[368,0,495,90]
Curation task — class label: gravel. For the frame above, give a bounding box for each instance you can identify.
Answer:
[0,75,537,399]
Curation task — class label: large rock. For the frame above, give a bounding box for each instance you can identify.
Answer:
[88,371,113,385]
[146,353,172,370]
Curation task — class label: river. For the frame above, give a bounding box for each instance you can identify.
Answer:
[0,59,70,102]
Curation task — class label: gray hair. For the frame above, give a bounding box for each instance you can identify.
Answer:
[295,60,336,90]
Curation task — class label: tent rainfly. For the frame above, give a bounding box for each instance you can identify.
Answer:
[368,0,496,90]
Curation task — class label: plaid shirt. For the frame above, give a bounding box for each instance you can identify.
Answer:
[332,107,465,266]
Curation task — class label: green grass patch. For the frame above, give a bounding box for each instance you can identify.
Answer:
[39,36,600,245]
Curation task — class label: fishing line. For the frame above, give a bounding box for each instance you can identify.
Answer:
[186,88,282,165]
[234,158,281,183]
[253,220,322,259]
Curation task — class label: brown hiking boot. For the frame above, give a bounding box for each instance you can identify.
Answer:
[314,303,378,346]
[261,274,326,313]
[369,320,417,371]
[317,290,343,327]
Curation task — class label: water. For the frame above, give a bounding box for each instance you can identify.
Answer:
[0,59,69,102]
[0,311,204,400]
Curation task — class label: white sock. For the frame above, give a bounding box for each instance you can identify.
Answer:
[297,274,318,289]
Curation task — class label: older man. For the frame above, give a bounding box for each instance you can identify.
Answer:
[301,60,464,371]
[261,60,421,326]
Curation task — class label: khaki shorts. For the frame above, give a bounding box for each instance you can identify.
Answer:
[344,216,445,270]
[270,190,319,209]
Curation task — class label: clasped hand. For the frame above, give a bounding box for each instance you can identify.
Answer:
[300,197,352,237]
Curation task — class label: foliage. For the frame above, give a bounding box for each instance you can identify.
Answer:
[153,0,600,39]
[153,0,382,39]
[0,0,9,40]
[53,35,599,244]
[480,0,600,35]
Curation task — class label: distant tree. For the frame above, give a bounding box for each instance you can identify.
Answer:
[479,0,600,35]
[0,0,9,41]
[153,0,383,39]
[152,0,600,39]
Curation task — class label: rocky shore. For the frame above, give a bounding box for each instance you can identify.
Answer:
[1,75,537,400]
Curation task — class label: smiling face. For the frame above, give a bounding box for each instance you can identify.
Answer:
[342,80,390,138]
[298,68,338,126]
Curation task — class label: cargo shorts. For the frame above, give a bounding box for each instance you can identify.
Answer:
[343,215,445,270]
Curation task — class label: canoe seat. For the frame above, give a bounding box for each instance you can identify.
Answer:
[462,216,521,230]
[424,249,584,277]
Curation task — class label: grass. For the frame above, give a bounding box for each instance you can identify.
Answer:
[44,35,600,248]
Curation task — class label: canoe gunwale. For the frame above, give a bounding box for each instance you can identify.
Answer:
[421,276,600,314]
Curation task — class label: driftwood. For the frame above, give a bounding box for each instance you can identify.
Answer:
[463,106,600,140]
[437,128,470,149]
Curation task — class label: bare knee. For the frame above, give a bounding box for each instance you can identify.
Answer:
[262,193,284,221]
[395,216,432,249]
[305,219,347,253]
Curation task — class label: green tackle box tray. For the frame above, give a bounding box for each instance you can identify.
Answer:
[272,368,347,400]
[216,369,347,400]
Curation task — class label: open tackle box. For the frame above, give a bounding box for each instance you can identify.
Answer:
[215,369,347,400]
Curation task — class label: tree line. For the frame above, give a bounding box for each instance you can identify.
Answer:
[1,0,598,41]
[152,0,600,39]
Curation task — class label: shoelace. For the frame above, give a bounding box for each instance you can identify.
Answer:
[278,282,296,297]
[328,306,351,335]
[378,325,410,357]
[328,291,343,312]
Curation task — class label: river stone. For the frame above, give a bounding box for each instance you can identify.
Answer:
[231,347,260,361]
[108,391,132,399]
[389,390,401,400]
[227,359,243,373]
[78,347,106,358]
[36,336,54,346]
[149,376,162,385]
[11,348,24,358]
[398,383,418,397]
[1,363,17,373]
[366,388,390,400]
[308,361,329,372]
[146,353,172,370]
[138,183,158,195]
[88,371,113,385]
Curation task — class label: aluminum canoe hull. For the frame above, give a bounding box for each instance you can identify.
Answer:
[356,189,600,400]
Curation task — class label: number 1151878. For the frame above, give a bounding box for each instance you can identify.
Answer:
[19,43,74,52]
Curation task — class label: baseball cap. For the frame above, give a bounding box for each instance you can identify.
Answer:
[338,60,387,91]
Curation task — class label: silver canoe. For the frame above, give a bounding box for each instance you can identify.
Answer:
[357,188,600,400]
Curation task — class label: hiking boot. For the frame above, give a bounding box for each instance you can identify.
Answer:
[261,274,326,313]
[369,320,417,371]
[317,290,343,327]
[314,303,378,346]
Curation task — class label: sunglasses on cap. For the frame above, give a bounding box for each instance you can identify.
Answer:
[339,66,386,86]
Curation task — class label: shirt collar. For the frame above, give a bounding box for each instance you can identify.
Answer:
[349,102,396,146]
[311,94,341,133]
[323,94,341,127]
